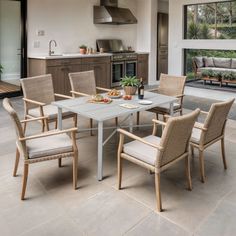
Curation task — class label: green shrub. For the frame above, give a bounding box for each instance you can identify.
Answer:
[0,64,3,74]
[188,22,201,39]
[201,23,211,39]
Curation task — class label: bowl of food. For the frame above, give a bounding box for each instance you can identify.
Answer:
[107,89,122,99]
[90,94,112,104]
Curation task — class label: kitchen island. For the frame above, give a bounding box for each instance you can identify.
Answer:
[28,53,149,95]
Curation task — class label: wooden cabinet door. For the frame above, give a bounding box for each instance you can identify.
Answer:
[47,66,66,95]
[137,54,149,84]
[64,64,87,95]
[86,63,110,89]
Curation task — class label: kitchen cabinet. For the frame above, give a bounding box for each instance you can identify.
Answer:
[137,54,149,84]
[28,57,111,95]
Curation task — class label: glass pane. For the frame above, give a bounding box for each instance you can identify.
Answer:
[112,63,124,83]
[185,1,236,39]
[0,0,21,94]
[126,62,136,77]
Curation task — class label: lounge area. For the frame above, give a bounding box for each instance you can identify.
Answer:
[1,0,236,236]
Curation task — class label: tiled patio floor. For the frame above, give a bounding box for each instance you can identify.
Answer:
[1,97,236,236]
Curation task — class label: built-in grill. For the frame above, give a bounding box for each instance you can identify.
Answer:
[96,39,137,87]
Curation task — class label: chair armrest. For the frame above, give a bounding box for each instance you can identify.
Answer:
[54,93,72,99]
[200,110,209,116]
[71,90,90,97]
[152,119,167,127]
[194,122,207,131]
[23,98,46,106]
[96,87,111,92]
[19,127,78,141]
[20,116,48,124]
[117,129,163,150]
[175,94,185,99]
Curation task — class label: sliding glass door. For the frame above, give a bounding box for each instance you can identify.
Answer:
[0,0,27,97]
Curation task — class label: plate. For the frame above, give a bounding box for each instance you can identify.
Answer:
[138,100,153,105]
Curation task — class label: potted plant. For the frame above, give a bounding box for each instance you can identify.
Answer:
[79,45,87,54]
[120,76,140,95]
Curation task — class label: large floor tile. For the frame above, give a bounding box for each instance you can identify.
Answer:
[125,212,190,236]
[67,189,151,236]
[196,200,236,236]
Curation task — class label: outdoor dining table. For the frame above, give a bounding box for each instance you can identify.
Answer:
[52,91,177,181]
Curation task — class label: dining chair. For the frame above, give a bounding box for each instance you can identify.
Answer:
[117,109,200,212]
[137,74,186,125]
[69,70,117,135]
[21,74,77,133]
[190,99,234,183]
[3,98,79,200]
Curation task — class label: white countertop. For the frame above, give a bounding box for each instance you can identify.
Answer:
[28,52,149,60]
[28,53,113,60]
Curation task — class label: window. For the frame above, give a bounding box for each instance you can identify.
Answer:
[184,1,236,39]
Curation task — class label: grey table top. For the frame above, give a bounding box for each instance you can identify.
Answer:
[52,91,177,122]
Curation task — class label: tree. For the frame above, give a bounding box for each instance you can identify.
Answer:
[188,22,201,39]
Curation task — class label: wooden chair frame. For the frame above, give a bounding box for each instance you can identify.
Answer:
[117,118,195,212]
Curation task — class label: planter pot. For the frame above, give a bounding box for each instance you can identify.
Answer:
[80,48,86,54]
[124,86,137,95]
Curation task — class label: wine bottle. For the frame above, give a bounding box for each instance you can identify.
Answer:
[138,78,144,99]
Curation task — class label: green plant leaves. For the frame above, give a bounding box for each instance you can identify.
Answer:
[120,76,140,87]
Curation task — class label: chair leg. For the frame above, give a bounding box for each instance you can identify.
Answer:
[155,172,162,212]
[115,117,118,126]
[191,145,194,158]
[156,113,159,120]
[199,150,206,183]
[90,119,93,136]
[137,112,140,126]
[45,119,50,131]
[185,155,192,191]
[55,120,58,129]
[58,158,62,168]
[117,154,123,190]
[23,116,27,134]
[21,164,29,200]
[73,153,78,190]
[42,119,45,132]
[13,148,20,177]
[221,138,227,170]
[73,115,78,128]
[180,109,183,116]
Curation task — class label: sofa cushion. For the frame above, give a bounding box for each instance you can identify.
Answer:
[191,127,202,144]
[204,57,214,67]
[123,135,161,166]
[213,58,232,69]
[231,59,236,69]
[194,57,204,68]
[149,103,181,114]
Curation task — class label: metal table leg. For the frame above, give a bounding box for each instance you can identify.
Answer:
[57,107,63,130]
[169,102,174,116]
[97,121,104,181]
[129,113,134,133]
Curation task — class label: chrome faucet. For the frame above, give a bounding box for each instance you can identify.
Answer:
[49,40,57,56]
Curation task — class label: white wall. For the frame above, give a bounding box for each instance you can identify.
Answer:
[136,0,158,85]
[169,0,236,76]
[27,0,138,55]
[28,0,159,85]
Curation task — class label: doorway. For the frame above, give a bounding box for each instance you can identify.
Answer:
[157,12,169,79]
[0,0,27,98]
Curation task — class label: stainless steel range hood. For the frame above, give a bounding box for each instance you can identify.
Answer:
[94,0,137,25]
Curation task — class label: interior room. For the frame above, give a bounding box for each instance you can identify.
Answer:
[1,0,236,235]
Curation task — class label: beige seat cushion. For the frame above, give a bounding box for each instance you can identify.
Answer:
[123,135,160,166]
[28,104,74,120]
[149,103,181,114]
[191,127,202,144]
[27,132,73,159]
